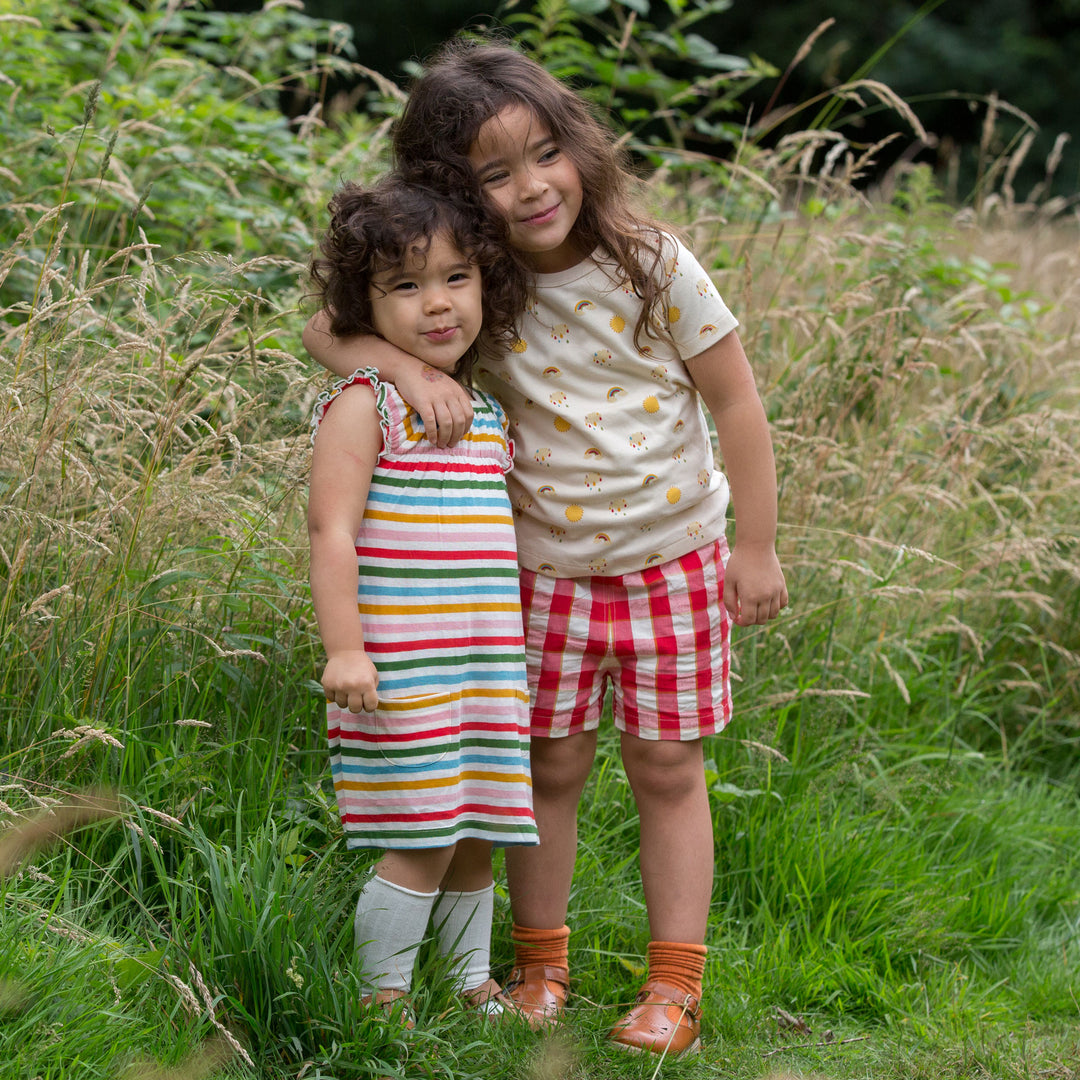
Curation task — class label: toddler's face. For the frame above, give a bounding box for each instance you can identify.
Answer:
[368,230,483,371]
[468,104,586,274]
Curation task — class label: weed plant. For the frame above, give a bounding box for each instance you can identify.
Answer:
[1,1,1078,1078]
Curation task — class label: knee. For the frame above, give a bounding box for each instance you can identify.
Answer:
[378,844,458,892]
[443,839,494,891]
[622,739,704,803]
[451,839,493,877]
[530,734,595,798]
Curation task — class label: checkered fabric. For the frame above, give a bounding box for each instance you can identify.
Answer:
[520,539,732,740]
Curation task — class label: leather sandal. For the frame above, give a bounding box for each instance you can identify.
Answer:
[360,987,415,1030]
[502,963,569,1029]
[608,980,702,1056]
[461,977,526,1022]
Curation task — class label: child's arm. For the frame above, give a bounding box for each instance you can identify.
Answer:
[302,309,474,447]
[308,383,383,712]
[685,329,789,627]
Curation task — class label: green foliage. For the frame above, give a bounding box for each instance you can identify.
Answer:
[0,0,386,298]
[709,0,1080,203]
[503,0,778,155]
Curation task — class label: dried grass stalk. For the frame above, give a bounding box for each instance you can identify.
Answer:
[0,791,121,877]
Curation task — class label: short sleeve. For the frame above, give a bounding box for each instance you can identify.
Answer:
[659,234,739,360]
[310,366,402,453]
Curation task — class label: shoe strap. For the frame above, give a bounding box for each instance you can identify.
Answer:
[507,963,569,990]
[637,981,701,1019]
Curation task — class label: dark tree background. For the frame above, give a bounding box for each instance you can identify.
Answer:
[213,0,1080,201]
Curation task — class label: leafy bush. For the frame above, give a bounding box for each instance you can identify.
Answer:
[0,0,385,270]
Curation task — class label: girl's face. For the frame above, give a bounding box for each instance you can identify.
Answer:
[368,230,483,372]
[468,105,586,274]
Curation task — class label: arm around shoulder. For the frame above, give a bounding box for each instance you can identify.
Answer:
[302,310,475,447]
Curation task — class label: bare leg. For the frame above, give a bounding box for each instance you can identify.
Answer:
[440,838,494,892]
[505,730,597,928]
[620,734,713,944]
[377,845,458,893]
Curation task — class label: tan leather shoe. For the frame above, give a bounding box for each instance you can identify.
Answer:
[608,980,702,1056]
[502,963,569,1029]
[461,977,527,1022]
[361,987,415,1030]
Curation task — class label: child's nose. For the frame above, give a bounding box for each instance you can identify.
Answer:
[520,167,548,198]
[424,287,452,312]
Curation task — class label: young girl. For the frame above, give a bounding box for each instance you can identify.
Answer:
[303,40,788,1056]
[307,173,537,1021]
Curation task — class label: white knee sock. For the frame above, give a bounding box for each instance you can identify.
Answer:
[431,884,494,992]
[354,875,439,993]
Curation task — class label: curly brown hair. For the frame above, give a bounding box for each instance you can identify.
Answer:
[309,172,527,382]
[392,36,670,351]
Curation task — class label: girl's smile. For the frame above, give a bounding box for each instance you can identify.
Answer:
[468,105,587,274]
[522,204,560,227]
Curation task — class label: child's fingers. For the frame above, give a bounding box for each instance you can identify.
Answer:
[417,404,441,443]
[349,687,379,713]
[722,578,740,621]
[725,581,788,625]
[416,379,474,446]
[453,395,475,440]
[323,661,380,713]
[429,397,474,446]
[325,686,379,712]
[740,590,789,625]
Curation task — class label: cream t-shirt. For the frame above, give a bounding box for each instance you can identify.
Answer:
[477,234,739,577]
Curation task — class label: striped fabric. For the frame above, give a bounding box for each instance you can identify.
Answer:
[519,538,732,740]
[312,369,537,850]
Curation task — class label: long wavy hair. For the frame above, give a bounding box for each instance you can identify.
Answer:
[392,36,670,351]
[309,172,527,382]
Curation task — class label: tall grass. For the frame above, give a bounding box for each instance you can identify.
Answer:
[2,1,1079,1078]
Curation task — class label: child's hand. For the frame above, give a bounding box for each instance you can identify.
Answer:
[396,361,474,446]
[723,544,788,626]
[322,650,379,713]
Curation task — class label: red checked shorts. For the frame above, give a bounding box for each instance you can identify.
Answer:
[519,539,732,741]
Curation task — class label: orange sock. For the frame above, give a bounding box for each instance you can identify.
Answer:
[646,940,707,1000]
[511,923,570,971]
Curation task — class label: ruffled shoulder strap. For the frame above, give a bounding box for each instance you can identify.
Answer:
[311,366,410,453]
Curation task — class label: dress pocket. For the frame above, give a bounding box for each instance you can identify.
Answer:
[365,691,461,771]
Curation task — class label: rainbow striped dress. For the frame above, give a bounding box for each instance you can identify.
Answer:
[312,369,537,850]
